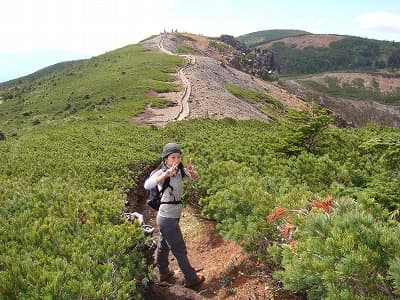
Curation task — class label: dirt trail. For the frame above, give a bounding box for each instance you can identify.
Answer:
[131,34,195,126]
[174,54,193,120]
[126,157,301,300]
[158,34,194,121]
[148,207,299,300]
[126,197,301,300]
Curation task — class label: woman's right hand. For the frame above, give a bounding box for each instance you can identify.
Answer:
[164,163,178,178]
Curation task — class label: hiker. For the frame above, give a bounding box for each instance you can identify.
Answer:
[144,142,205,288]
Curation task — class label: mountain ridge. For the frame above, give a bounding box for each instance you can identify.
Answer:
[1,29,399,134]
[138,32,400,128]
[3,28,398,85]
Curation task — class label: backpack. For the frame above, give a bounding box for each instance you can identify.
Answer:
[146,163,186,210]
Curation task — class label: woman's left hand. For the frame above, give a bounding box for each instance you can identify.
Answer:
[186,160,199,179]
[186,160,194,171]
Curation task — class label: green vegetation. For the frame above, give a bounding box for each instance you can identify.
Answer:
[176,45,201,55]
[173,33,196,41]
[209,40,231,53]
[271,197,400,299]
[188,115,400,299]
[1,38,399,299]
[0,43,185,299]
[237,29,310,48]
[268,37,400,75]
[225,83,285,119]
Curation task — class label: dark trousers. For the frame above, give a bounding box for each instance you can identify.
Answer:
[156,215,196,281]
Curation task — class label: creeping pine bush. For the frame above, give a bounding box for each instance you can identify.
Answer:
[270,196,400,299]
[0,179,150,299]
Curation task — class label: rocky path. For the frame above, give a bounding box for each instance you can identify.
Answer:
[130,34,195,126]
[158,34,194,121]
[174,54,193,121]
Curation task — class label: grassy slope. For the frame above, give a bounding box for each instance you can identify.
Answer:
[0,44,183,135]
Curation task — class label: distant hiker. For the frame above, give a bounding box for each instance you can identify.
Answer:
[144,142,205,288]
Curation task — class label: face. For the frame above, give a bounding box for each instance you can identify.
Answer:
[165,152,181,167]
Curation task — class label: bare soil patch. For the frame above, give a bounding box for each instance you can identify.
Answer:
[283,74,400,128]
[130,75,184,126]
[260,34,344,50]
[308,72,400,94]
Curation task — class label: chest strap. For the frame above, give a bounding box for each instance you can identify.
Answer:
[160,201,182,205]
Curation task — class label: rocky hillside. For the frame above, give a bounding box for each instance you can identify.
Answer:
[138,33,308,125]
[140,32,400,128]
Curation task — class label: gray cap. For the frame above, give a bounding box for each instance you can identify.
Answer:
[162,142,182,158]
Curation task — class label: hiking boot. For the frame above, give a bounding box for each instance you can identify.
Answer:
[184,274,205,288]
[159,269,174,282]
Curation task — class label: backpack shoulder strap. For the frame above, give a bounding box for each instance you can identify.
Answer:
[160,176,172,194]
[178,162,187,178]
[159,173,182,205]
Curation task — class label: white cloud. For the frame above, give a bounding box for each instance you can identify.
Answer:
[357,12,400,32]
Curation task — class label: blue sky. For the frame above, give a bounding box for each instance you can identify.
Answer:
[1,0,399,83]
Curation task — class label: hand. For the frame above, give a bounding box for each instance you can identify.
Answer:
[165,163,178,177]
[186,160,199,179]
[186,160,195,173]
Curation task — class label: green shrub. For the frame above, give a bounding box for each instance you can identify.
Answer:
[271,197,400,299]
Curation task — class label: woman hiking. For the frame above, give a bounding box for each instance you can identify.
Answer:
[144,142,205,288]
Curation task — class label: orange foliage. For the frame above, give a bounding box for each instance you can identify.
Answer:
[288,241,297,250]
[311,195,334,212]
[267,206,287,223]
[280,223,296,239]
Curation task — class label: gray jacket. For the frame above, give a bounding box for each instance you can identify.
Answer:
[144,168,189,218]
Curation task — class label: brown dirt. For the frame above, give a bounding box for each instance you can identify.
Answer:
[284,72,400,127]
[260,34,344,50]
[137,205,303,300]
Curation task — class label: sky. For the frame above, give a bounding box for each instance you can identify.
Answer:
[1,0,400,83]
